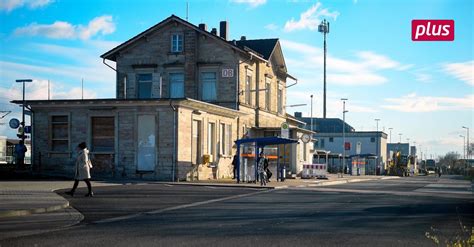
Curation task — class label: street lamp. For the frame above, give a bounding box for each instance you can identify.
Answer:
[388,127,393,143]
[460,135,465,159]
[341,98,348,177]
[374,118,380,175]
[15,79,32,142]
[462,126,469,159]
[284,104,307,108]
[318,19,329,119]
[310,95,314,133]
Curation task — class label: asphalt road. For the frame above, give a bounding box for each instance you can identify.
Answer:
[1,175,472,247]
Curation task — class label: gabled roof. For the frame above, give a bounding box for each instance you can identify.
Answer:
[234,39,279,60]
[101,15,257,62]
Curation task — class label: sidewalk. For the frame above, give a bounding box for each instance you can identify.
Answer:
[0,179,146,218]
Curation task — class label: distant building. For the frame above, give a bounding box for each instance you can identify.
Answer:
[294,112,387,175]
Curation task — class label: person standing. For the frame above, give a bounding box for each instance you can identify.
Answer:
[263,156,272,182]
[231,154,238,179]
[14,140,27,169]
[257,152,267,186]
[66,142,93,197]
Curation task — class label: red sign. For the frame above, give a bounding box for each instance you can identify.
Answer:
[412,20,454,41]
[344,142,351,150]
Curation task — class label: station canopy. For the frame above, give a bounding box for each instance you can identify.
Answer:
[235,136,298,147]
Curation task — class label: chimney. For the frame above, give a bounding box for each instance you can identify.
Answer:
[211,28,217,36]
[240,35,246,41]
[198,23,207,31]
[219,21,228,40]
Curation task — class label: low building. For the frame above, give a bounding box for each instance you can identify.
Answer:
[294,112,388,175]
[13,15,312,181]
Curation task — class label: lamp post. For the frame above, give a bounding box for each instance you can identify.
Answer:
[460,135,465,159]
[15,79,33,142]
[341,98,348,177]
[318,19,329,119]
[374,118,380,175]
[388,128,393,143]
[310,95,313,133]
[462,126,469,159]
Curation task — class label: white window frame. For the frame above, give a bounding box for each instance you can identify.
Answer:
[207,122,216,158]
[265,77,271,111]
[277,84,283,114]
[171,34,183,53]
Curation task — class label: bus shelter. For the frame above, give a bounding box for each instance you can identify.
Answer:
[234,137,298,183]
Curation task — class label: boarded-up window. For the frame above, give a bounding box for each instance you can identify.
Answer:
[51,115,68,151]
[220,123,232,155]
[226,124,232,155]
[91,117,115,152]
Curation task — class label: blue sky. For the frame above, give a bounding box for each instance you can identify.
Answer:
[0,0,472,158]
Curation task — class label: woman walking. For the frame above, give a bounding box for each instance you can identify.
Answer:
[66,142,94,197]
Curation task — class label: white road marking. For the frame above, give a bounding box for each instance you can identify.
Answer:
[93,189,271,224]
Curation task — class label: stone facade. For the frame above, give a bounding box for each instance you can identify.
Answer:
[23,15,313,181]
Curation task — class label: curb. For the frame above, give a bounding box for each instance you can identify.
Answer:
[152,181,275,189]
[0,201,70,218]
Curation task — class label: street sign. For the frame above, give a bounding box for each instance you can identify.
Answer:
[9,118,20,129]
[344,142,351,150]
[356,142,361,154]
[281,122,289,139]
[25,126,32,134]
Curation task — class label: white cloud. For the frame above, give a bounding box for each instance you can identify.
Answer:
[14,15,115,40]
[0,40,118,99]
[281,39,406,86]
[264,23,278,31]
[0,0,53,12]
[284,2,339,32]
[229,0,266,8]
[382,93,473,112]
[443,61,474,86]
[0,79,97,101]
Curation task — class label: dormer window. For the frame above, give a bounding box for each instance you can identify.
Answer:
[171,34,183,53]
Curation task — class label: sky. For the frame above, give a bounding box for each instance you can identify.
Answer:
[0,0,472,158]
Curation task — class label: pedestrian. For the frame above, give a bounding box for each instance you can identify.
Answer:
[257,152,267,186]
[231,154,238,179]
[66,142,94,197]
[264,156,272,182]
[14,140,27,169]
[438,169,442,177]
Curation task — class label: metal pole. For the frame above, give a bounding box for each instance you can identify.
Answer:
[81,78,84,100]
[341,99,347,177]
[460,135,465,159]
[48,80,50,100]
[463,127,469,159]
[22,81,25,142]
[388,128,393,143]
[375,119,380,175]
[310,95,313,133]
[323,27,327,119]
